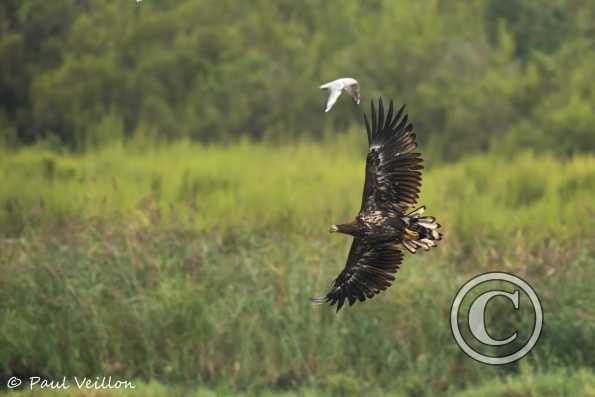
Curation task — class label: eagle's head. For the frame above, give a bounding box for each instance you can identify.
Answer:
[329,222,360,236]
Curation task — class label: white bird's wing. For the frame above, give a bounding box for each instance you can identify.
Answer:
[324,87,343,112]
[320,80,340,90]
[344,82,360,104]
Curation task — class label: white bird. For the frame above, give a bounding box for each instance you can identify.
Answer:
[320,77,360,112]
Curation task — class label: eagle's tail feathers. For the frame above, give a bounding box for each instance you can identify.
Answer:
[401,206,442,254]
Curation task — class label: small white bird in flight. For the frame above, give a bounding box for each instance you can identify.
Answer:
[320,77,360,112]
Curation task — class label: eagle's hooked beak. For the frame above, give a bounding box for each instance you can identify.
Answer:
[329,225,339,233]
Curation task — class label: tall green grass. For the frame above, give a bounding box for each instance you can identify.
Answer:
[3,368,595,397]
[1,221,593,394]
[1,142,593,244]
[0,142,594,395]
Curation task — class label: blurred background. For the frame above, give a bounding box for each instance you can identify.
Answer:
[0,0,594,396]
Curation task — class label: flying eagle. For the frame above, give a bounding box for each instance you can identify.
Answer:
[312,98,442,311]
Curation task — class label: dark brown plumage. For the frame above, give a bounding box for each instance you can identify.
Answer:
[312,98,442,311]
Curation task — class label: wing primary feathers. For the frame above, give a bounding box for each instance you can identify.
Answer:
[396,115,409,135]
[390,104,406,130]
[312,241,404,312]
[385,100,394,130]
[371,100,377,138]
[364,113,372,145]
[359,98,425,213]
[378,97,385,132]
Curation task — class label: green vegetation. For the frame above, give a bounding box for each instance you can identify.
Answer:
[0,142,594,244]
[3,368,595,397]
[1,0,595,158]
[1,144,594,396]
[1,0,595,396]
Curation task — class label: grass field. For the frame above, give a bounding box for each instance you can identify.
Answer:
[1,141,594,396]
[3,368,595,397]
[1,141,594,242]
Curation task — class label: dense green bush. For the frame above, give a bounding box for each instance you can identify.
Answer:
[1,0,594,157]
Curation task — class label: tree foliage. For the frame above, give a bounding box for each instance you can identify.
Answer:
[0,0,594,158]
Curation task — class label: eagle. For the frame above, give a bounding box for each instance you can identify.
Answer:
[312,98,442,311]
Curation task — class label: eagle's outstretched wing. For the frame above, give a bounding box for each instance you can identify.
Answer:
[311,239,403,311]
[360,98,423,214]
